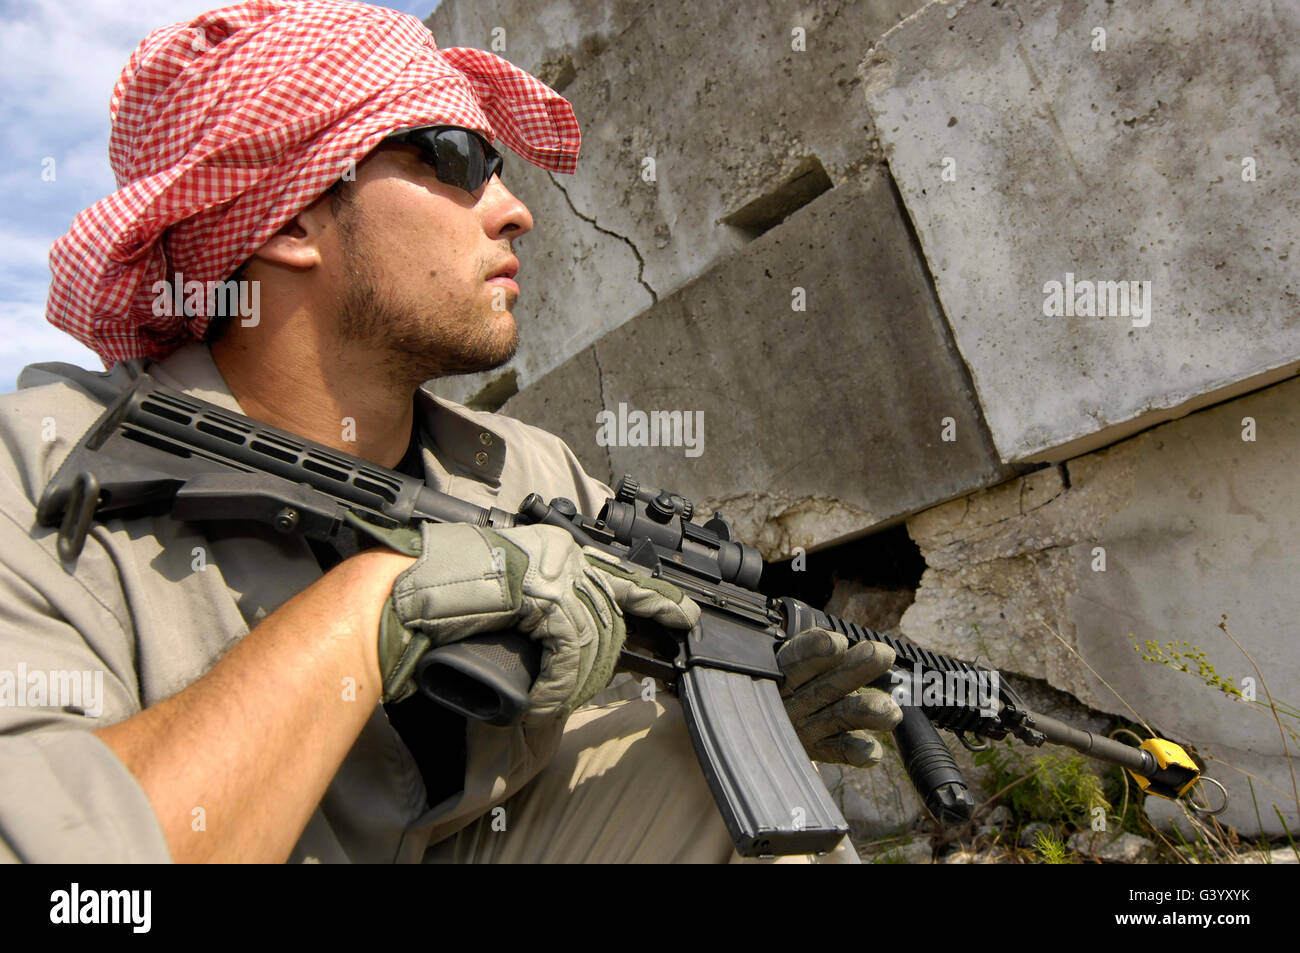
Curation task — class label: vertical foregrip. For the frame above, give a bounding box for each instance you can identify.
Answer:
[893,707,976,823]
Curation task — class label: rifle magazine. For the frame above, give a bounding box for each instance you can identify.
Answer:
[679,666,848,857]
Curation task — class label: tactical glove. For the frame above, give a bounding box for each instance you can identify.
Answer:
[349,514,699,717]
[777,627,903,768]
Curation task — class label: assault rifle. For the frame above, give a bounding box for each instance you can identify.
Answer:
[37,373,1221,856]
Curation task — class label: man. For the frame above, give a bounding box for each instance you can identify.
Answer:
[0,0,901,863]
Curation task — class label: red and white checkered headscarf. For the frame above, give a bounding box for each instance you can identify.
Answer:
[46,0,581,366]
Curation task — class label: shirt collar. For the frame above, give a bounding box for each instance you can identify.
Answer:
[414,384,506,486]
[149,341,245,414]
[148,342,507,484]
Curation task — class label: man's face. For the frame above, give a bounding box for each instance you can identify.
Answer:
[323,136,533,387]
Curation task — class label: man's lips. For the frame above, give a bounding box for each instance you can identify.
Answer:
[486,258,520,295]
[486,258,519,281]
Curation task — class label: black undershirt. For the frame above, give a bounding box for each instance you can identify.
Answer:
[308,422,467,811]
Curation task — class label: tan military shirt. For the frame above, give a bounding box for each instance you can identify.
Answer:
[0,342,611,862]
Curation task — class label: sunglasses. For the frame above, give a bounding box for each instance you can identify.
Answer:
[386,125,504,195]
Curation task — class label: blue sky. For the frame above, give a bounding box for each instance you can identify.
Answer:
[0,0,441,390]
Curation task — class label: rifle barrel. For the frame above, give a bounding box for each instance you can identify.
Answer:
[1025,712,1155,775]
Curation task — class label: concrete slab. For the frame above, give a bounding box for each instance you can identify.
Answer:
[862,0,1300,462]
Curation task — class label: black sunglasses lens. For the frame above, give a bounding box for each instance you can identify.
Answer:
[433,130,476,189]
[422,128,499,193]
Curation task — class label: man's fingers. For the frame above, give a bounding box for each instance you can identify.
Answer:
[804,731,886,768]
[814,638,896,698]
[776,627,850,693]
[794,687,903,744]
[778,629,903,769]
[780,631,894,707]
[581,549,701,632]
[848,638,896,683]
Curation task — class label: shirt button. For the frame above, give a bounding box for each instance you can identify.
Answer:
[479,432,494,446]
[475,451,489,466]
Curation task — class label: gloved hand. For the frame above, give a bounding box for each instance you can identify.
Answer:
[777,627,903,767]
[349,514,699,717]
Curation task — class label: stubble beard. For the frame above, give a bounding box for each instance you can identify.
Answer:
[334,218,518,390]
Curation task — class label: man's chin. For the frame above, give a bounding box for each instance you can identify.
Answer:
[358,306,520,384]
[445,346,517,377]
[428,324,518,378]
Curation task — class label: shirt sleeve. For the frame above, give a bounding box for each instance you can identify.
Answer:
[0,505,172,863]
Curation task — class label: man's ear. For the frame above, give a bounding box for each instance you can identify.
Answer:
[247,189,337,270]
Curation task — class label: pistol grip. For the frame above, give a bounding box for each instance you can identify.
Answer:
[415,632,542,726]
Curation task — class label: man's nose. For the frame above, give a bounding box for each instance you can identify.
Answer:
[481,177,534,239]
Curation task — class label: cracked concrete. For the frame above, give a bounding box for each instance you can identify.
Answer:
[504,169,1013,556]
[547,172,657,303]
[588,345,614,480]
[429,0,1299,841]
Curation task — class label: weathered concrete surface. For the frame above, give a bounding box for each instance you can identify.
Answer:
[503,170,1014,558]
[497,347,609,481]
[901,376,1300,835]
[426,1,644,87]
[818,750,928,843]
[427,0,926,405]
[825,580,915,634]
[862,0,1300,462]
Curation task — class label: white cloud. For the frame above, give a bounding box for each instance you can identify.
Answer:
[0,300,102,393]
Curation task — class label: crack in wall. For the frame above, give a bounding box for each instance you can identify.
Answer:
[590,345,615,480]
[926,480,1067,548]
[547,172,658,303]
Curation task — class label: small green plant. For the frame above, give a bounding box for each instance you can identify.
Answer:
[1128,632,1300,743]
[1131,636,1244,698]
[968,620,995,662]
[1035,616,1299,862]
[975,739,1111,829]
[1033,828,1070,864]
